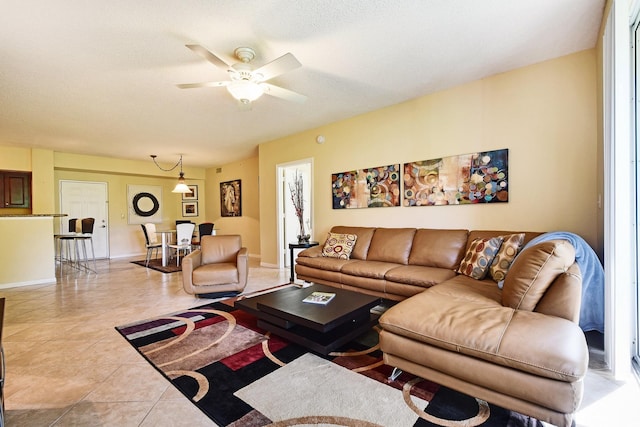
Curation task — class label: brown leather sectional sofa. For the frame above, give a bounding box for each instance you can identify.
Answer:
[295,226,588,427]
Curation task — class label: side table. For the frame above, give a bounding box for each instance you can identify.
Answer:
[288,241,319,283]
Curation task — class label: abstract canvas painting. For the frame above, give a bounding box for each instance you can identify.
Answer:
[403,149,508,206]
[332,164,400,209]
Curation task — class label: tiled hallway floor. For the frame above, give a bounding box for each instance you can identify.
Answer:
[0,257,638,426]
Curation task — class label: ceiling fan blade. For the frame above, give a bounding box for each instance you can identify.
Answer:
[261,83,307,103]
[176,81,229,89]
[185,44,232,71]
[253,53,301,82]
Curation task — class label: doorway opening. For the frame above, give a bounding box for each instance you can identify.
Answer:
[59,180,110,259]
[276,159,313,270]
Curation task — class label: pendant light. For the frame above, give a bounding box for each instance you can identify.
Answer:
[150,154,191,193]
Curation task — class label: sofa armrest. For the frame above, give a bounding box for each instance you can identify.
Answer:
[535,262,582,322]
[237,247,249,286]
[298,245,322,258]
[181,249,202,294]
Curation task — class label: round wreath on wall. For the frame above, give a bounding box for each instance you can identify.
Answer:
[132,192,159,217]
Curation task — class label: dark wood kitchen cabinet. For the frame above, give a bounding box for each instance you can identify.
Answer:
[0,171,32,208]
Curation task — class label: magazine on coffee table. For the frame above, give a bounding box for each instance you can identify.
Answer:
[302,291,336,305]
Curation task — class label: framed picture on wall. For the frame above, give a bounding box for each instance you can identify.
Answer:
[182,185,198,201]
[182,201,198,217]
[127,185,163,224]
[220,179,242,217]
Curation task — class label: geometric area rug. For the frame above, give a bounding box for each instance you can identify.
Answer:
[115,300,543,427]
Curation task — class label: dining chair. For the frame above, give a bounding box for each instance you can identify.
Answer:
[169,222,196,266]
[192,222,215,249]
[141,223,162,267]
[199,222,214,237]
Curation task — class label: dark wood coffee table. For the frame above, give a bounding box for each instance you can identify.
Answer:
[234,284,381,355]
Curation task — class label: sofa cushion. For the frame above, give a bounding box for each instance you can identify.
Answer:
[201,235,241,264]
[408,229,468,269]
[341,260,400,279]
[295,264,344,285]
[295,254,356,272]
[384,265,457,288]
[366,228,416,264]
[502,240,575,311]
[457,237,503,279]
[379,286,588,382]
[489,233,525,282]
[340,274,388,295]
[379,331,584,415]
[424,274,503,303]
[193,263,239,286]
[321,232,357,259]
[330,226,375,260]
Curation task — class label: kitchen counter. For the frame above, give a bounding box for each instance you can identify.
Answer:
[0,215,62,287]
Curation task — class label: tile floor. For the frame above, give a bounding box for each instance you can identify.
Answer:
[0,257,638,426]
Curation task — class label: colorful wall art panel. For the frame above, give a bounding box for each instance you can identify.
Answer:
[332,164,401,209]
[403,149,508,206]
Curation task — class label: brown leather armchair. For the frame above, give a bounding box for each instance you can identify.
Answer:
[181,235,248,297]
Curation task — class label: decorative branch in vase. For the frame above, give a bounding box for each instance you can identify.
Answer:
[289,171,310,243]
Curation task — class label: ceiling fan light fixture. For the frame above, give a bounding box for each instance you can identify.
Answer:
[180,45,304,105]
[226,80,264,103]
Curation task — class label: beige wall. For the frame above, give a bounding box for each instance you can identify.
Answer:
[0,146,208,259]
[259,49,599,266]
[205,156,260,259]
[0,145,31,170]
[0,145,36,215]
[31,148,55,214]
[0,146,55,215]
[52,152,206,258]
[0,146,262,260]
[1,49,601,267]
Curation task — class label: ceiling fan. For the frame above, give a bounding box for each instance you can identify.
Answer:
[177,44,307,105]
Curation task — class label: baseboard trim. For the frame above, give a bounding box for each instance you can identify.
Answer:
[0,277,57,289]
[260,261,278,268]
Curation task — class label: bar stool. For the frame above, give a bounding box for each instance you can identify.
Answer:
[55,218,79,272]
[55,218,96,273]
[74,218,96,272]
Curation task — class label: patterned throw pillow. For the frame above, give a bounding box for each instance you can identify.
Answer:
[490,233,526,282]
[321,232,357,259]
[457,237,504,280]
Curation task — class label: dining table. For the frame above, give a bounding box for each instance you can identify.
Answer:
[155,229,176,267]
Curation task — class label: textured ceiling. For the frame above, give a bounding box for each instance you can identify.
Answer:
[0,0,605,168]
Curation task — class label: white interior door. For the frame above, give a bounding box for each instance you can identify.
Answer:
[633,12,640,369]
[277,160,312,269]
[60,180,109,259]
